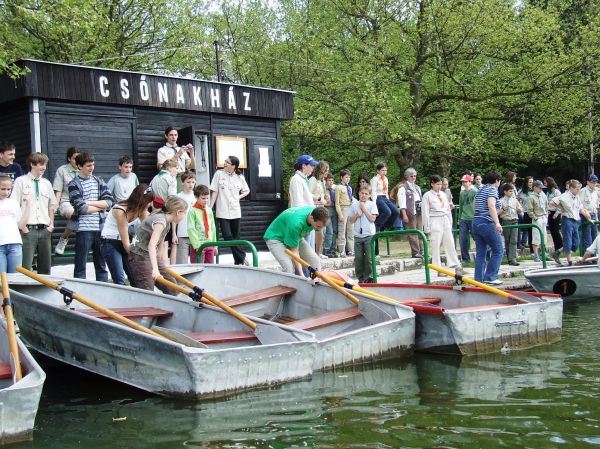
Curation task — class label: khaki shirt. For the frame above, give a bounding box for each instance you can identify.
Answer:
[210,169,250,219]
[12,173,58,226]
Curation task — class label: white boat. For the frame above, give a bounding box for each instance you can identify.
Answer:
[0,317,45,445]
[8,275,317,399]
[356,282,563,355]
[525,264,600,300]
[170,264,416,370]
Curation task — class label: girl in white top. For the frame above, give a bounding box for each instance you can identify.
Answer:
[422,175,461,275]
[100,184,154,286]
[309,161,329,257]
[209,155,250,265]
[289,154,317,207]
[0,174,28,272]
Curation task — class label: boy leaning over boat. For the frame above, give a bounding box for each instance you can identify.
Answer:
[578,234,600,266]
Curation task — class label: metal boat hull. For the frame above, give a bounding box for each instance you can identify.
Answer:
[359,284,563,355]
[0,319,45,445]
[525,265,600,300]
[8,277,316,399]
[172,264,416,370]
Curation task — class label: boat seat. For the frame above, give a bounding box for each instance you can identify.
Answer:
[79,307,174,320]
[401,298,442,305]
[186,330,257,344]
[288,306,362,331]
[451,303,512,312]
[221,285,297,307]
[0,362,12,380]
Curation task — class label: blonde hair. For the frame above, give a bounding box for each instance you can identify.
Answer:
[566,179,581,189]
[0,174,12,184]
[313,161,329,180]
[161,158,178,170]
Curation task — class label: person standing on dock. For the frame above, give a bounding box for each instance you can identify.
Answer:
[397,168,423,259]
[156,126,195,192]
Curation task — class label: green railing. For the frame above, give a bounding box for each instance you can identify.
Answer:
[578,220,600,256]
[501,223,547,268]
[197,240,259,267]
[370,229,430,284]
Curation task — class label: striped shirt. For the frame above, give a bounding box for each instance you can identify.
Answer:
[78,176,100,231]
[474,184,500,222]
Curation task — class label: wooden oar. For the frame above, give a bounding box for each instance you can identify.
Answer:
[284,249,359,305]
[428,264,529,304]
[163,268,215,306]
[155,275,305,345]
[16,266,171,341]
[1,273,22,381]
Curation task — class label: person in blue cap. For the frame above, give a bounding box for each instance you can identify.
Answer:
[289,154,318,208]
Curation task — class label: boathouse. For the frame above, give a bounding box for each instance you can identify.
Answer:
[0,60,293,251]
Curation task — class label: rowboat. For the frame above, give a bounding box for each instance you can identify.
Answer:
[170,264,416,370]
[0,317,45,445]
[355,283,563,355]
[7,275,317,399]
[525,264,600,300]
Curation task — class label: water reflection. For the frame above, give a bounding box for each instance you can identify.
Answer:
[13,301,600,449]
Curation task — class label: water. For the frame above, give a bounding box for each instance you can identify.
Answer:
[13,301,600,449]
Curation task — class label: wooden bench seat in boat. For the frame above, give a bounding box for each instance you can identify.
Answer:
[288,306,362,331]
[221,286,297,307]
[0,362,13,380]
[79,307,174,320]
[401,298,441,305]
[186,330,257,344]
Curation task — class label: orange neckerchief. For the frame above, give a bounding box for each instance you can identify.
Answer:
[193,202,210,237]
[380,174,388,195]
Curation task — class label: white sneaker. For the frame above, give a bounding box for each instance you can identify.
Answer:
[319,254,329,259]
[485,279,503,286]
[55,236,68,255]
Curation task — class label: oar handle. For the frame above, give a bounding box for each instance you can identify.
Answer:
[284,249,360,305]
[15,266,171,341]
[1,273,22,381]
[163,268,214,306]
[428,264,528,304]
[155,276,257,330]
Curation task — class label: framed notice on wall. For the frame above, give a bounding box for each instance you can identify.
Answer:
[215,136,247,168]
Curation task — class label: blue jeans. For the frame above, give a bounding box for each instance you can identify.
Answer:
[0,243,22,273]
[561,217,579,255]
[74,231,108,281]
[472,217,503,282]
[459,219,473,262]
[375,196,399,231]
[100,239,134,286]
[324,206,338,254]
[580,215,598,250]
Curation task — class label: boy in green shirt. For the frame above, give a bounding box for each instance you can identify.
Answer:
[458,174,477,262]
[264,206,329,276]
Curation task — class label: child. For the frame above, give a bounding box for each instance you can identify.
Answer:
[174,171,197,264]
[12,153,57,275]
[68,151,114,281]
[128,196,188,295]
[150,159,178,202]
[107,156,139,202]
[323,173,338,257]
[348,186,378,283]
[335,169,354,257]
[53,147,80,254]
[552,179,592,266]
[458,174,476,263]
[527,180,548,262]
[264,206,329,275]
[499,183,522,266]
[188,185,218,263]
[0,174,28,273]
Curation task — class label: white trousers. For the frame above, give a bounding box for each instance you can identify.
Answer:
[429,215,460,268]
[532,216,548,246]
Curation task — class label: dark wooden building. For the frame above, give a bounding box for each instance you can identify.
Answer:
[0,60,293,251]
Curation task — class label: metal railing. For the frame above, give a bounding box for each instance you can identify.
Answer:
[501,223,547,268]
[370,229,431,284]
[197,240,259,267]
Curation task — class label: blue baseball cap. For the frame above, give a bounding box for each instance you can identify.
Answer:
[589,174,599,182]
[297,154,318,166]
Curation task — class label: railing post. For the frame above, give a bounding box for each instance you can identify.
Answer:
[370,230,430,284]
[501,223,547,268]
[198,240,259,267]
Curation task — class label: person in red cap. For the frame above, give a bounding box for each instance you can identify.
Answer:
[458,174,476,263]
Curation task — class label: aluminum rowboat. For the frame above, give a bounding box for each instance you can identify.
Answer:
[170,264,416,370]
[357,283,562,355]
[0,318,45,445]
[525,264,600,300]
[8,276,317,399]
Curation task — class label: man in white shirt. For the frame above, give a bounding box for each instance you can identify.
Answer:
[156,126,196,192]
[578,174,599,250]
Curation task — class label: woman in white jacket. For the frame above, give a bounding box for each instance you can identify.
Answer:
[422,175,461,275]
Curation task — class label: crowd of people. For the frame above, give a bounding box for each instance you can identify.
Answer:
[1,136,599,290]
[269,154,600,286]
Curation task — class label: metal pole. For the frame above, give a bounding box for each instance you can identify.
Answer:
[214,40,222,82]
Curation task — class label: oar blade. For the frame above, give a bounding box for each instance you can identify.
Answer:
[254,323,314,345]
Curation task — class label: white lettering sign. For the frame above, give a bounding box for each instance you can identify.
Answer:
[158,82,169,103]
[176,84,185,104]
[99,76,110,97]
[120,79,129,99]
[210,88,221,108]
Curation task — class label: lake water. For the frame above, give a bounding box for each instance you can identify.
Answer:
[13,300,600,449]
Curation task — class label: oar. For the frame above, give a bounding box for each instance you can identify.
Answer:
[428,264,529,304]
[1,273,22,381]
[16,266,172,342]
[155,275,306,345]
[163,268,215,306]
[284,249,359,305]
